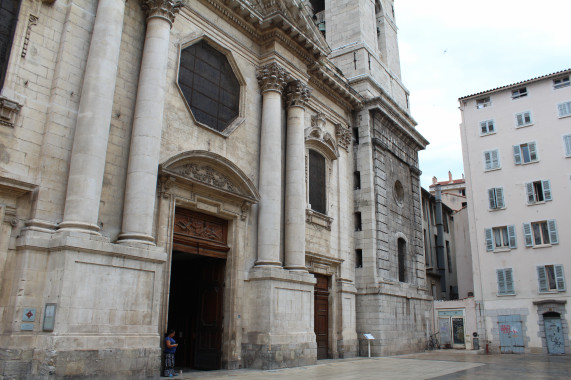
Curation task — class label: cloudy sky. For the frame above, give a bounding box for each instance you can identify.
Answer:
[396,0,571,188]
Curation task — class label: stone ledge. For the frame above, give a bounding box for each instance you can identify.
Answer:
[246,266,316,285]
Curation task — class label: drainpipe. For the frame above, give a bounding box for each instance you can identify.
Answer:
[435,185,446,292]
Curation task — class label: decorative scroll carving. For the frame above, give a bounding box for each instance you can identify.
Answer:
[256,62,289,94]
[311,112,326,129]
[140,0,182,26]
[21,15,38,58]
[0,97,22,128]
[175,216,222,242]
[305,118,339,161]
[172,163,240,194]
[157,175,176,198]
[240,201,251,221]
[285,80,312,109]
[335,123,352,151]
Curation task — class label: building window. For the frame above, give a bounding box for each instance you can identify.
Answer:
[485,225,516,251]
[353,127,359,144]
[178,40,240,132]
[564,134,571,157]
[512,87,527,99]
[398,238,406,282]
[523,220,559,247]
[355,249,363,268]
[515,111,532,127]
[558,101,571,118]
[525,180,552,204]
[354,212,362,231]
[553,76,570,89]
[497,268,515,295]
[488,187,505,210]
[0,0,21,90]
[513,142,538,165]
[476,96,491,109]
[308,149,326,214]
[446,241,452,273]
[484,149,501,171]
[423,229,430,267]
[537,265,566,292]
[443,214,449,233]
[354,171,361,190]
[480,120,495,135]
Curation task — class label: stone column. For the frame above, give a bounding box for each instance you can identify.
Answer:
[59,0,126,233]
[255,63,288,266]
[284,80,311,271]
[118,0,181,244]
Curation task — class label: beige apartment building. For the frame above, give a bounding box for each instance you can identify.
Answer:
[460,69,571,354]
[0,0,430,378]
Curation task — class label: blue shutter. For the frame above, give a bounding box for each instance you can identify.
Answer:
[537,266,548,292]
[488,188,496,209]
[507,225,517,248]
[513,145,522,165]
[496,187,505,208]
[505,268,514,294]
[484,151,492,170]
[523,223,533,247]
[564,135,571,157]
[492,150,500,169]
[525,182,535,204]
[547,219,559,245]
[555,265,566,291]
[497,269,506,294]
[529,141,538,161]
[542,180,552,201]
[485,228,494,251]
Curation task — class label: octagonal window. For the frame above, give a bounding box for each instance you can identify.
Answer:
[178,40,240,133]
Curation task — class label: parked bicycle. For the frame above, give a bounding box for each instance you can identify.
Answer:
[426,332,440,350]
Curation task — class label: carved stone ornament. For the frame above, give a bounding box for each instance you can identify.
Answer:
[0,97,22,128]
[285,80,312,109]
[311,112,326,129]
[140,0,182,26]
[335,123,352,151]
[240,201,251,221]
[172,163,240,194]
[157,175,176,198]
[256,62,289,94]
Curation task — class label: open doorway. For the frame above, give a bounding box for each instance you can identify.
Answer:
[167,209,228,370]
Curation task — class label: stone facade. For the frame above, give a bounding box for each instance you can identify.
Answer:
[0,0,428,378]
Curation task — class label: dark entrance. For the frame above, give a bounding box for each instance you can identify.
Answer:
[314,274,329,359]
[167,209,229,370]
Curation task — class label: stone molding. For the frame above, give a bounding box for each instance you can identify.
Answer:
[305,209,333,231]
[256,62,289,94]
[140,0,182,26]
[305,120,339,161]
[335,123,352,151]
[285,80,311,109]
[0,97,22,127]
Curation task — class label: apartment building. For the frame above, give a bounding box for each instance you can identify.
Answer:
[459,69,571,354]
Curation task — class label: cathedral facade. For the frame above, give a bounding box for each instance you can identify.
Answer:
[0,0,429,378]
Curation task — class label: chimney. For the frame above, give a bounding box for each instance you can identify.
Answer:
[448,171,452,182]
[432,176,437,185]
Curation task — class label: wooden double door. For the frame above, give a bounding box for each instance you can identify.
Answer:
[314,274,330,360]
[167,209,228,370]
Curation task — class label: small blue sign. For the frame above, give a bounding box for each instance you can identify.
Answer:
[23,308,36,322]
[20,323,34,331]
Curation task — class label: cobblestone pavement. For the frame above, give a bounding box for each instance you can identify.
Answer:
[163,350,570,379]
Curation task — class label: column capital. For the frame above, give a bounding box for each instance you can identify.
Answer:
[256,62,289,94]
[285,80,312,109]
[141,0,182,26]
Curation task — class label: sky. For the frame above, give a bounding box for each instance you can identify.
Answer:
[396,0,571,188]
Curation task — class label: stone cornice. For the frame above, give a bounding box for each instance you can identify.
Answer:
[141,0,182,26]
[285,80,311,108]
[256,62,289,94]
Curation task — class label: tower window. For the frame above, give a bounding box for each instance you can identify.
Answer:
[308,149,326,214]
[398,238,406,282]
[0,0,21,89]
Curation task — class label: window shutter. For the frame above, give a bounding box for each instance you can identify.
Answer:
[559,102,571,117]
[507,225,517,248]
[505,268,514,294]
[555,265,566,291]
[564,134,571,157]
[513,145,522,165]
[529,141,538,161]
[492,150,500,168]
[489,121,495,132]
[542,180,552,201]
[480,121,487,134]
[484,151,492,170]
[516,113,524,126]
[488,188,497,209]
[523,222,533,247]
[485,228,494,251]
[497,269,506,294]
[537,266,549,292]
[525,182,535,203]
[496,187,505,208]
[547,219,559,244]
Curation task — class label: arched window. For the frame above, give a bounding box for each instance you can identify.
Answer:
[0,0,21,89]
[398,238,406,282]
[308,149,326,214]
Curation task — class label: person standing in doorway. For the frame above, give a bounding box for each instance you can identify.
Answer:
[164,329,179,377]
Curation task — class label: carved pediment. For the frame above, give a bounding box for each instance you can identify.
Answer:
[172,163,238,194]
[305,113,339,160]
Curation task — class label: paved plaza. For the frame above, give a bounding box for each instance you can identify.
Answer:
[166,350,570,380]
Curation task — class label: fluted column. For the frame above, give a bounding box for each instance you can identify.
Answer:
[118,0,181,244]
[60,0,126,233]
[255,63,289,266]
[284,80,311,271]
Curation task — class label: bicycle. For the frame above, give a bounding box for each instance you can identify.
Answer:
[425,332,440,350]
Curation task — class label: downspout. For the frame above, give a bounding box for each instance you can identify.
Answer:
[435,185,446,293]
